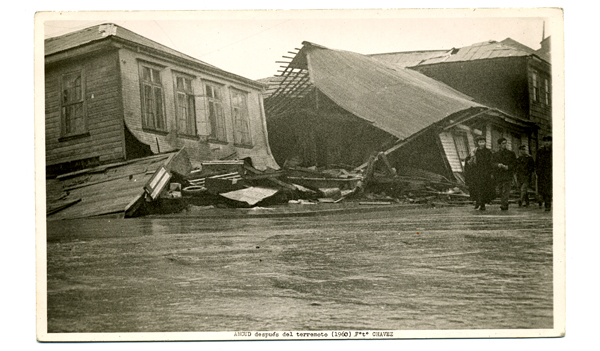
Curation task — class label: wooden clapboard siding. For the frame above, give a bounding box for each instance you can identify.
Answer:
[118,48,278,170]
[47,140,123,164]
[439,131,462,172]
[45,50,125,168]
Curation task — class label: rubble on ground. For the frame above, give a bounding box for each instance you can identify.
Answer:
[47,148,534,219]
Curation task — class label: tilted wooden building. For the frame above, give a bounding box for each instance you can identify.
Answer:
[263,41,537,183]
[45,23,278,176]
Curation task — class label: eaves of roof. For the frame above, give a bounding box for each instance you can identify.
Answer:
[45,23,265,89]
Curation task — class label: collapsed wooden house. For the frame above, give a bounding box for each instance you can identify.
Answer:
[44,23,278,178]
[263,41,538,184]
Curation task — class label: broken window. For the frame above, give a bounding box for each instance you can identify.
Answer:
[205,83,227,141]
[174,76,196,136]
[230,88,252,146]
[61,71,86,136]
[140,65,166,131]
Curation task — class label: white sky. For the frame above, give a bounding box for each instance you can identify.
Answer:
[41,9,559,80]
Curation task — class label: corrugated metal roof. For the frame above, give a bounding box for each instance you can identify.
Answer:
[370,38,543,68]
[302,42,485,140]
[45,23,262,87]
[369,50,451,68]
[419,40,537,65]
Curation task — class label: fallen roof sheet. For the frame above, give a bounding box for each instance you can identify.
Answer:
[301,42,485,140]
[220,187,279,206]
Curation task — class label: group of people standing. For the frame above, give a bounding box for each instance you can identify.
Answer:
[464,136,552,212]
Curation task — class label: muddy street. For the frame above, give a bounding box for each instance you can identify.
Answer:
[46,206,553,333]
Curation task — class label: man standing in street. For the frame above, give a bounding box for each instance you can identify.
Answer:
[516,145,535,207]
[492,138,517,211]
[466,136,495,211]
[536,136,553,211]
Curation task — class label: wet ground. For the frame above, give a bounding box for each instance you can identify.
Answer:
[46,205,553,333]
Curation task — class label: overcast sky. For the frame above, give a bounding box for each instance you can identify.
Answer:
[41,9,560,80]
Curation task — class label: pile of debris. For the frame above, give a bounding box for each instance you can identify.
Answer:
[46,148,476,220]
[153,151,471,212]
[162,158,364,209]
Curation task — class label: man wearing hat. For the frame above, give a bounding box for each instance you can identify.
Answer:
[515,145,535,207]
[536,136,553,211]
[492,137,517,211]
[466,136,495,210]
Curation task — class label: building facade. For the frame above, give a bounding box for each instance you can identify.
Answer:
[371,38,552,157]
[45,23,277,176]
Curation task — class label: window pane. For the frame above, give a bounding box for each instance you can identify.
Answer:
[143,67,151,82]
[187,95,196,135]
[454,134,469,160]
[155,87,164,129]
[144,85,154,128]
[177,77,183,90]
[152,69,161,84]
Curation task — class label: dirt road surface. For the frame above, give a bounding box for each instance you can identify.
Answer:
[46,205,553,333]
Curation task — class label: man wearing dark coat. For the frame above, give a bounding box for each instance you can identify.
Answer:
[516,145,535,207]
[492,138,517,211]
[466,136,495,211]
[536,136,553,211]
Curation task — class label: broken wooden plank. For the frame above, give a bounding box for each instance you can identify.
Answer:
[63,171,146,191]
[124,191,146,218]
[245,164,296,191]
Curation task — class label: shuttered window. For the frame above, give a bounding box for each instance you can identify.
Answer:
[60,71,86,136]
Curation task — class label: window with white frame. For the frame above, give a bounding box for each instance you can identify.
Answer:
[139,65,166,131]
[230,89,252,146]
[60,70,86,136]
[174,76,196,136]
[205,83,227,141]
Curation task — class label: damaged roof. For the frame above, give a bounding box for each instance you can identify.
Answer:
[267,41,487,140]
[371,38,546,68]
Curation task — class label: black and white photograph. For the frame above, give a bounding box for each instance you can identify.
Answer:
[34,7,565,343]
